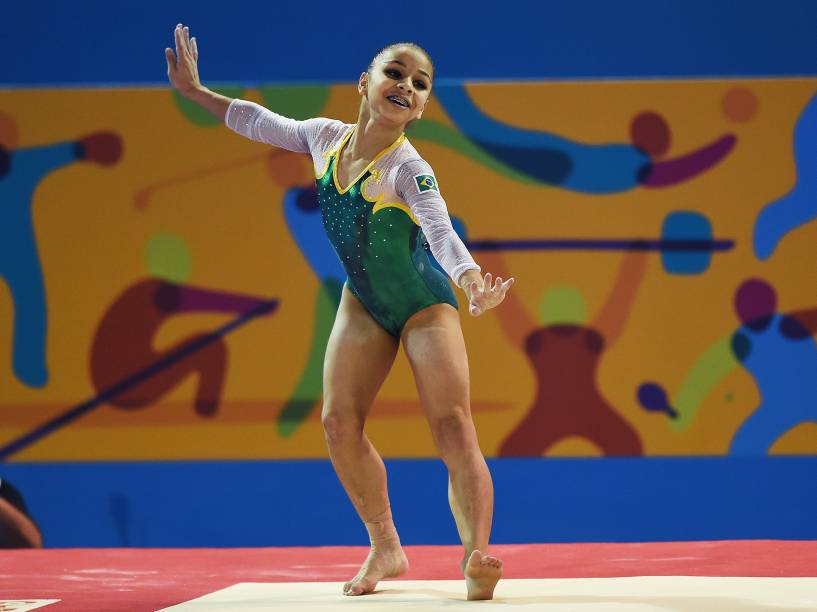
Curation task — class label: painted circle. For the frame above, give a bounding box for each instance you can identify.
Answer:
[145,233,192,283]
[538,285,587,325]
[734,278,776,324]
[0,112,19,149]
[630,112,671,157]
[721,87,758,123]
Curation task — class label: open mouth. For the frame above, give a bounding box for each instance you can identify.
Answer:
[387,95,410,109]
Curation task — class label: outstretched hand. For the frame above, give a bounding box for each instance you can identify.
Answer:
[166,23,201,96]
[465,272,515,317]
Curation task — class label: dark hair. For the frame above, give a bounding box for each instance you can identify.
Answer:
[367,42,434,77]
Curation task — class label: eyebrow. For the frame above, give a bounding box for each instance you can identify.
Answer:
[385,59,431,80]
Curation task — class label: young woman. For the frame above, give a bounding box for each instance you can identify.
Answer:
[166,24,513,600]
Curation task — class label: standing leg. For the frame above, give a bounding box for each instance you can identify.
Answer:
[402,304,503,600]
[322,286,406,596]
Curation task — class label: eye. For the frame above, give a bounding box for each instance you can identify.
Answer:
[413,80,428,90]
[385,68,402,79]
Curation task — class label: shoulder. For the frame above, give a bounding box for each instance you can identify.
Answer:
[390,141,442,197]
[395,138,434,173]
[302,117,352,142]
[388,140,437,185]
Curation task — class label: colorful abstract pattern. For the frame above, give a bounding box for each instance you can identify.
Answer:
[1,79,816,461]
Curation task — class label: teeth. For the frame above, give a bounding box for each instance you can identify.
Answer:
[388,95,409,108]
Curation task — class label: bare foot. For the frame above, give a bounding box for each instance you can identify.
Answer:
[464,549,503,601]
[343,543,409,596]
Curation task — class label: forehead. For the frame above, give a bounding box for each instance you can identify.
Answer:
[380,47,433,75]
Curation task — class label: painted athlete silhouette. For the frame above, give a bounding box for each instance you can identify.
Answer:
[90,234,277,416]
[0,112,122,387]
[729,279,817,453]
[638,278,817,455]
[481,251,647,456]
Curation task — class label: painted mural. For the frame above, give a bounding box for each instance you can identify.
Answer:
[1,78,816,461]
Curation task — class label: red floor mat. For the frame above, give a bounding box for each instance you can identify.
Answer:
[1,541,816,612]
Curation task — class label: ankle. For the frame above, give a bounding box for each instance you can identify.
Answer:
[364,510,400,548]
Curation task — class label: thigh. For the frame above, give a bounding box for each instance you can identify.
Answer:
[401,303,471,420]
[322,285,400,421]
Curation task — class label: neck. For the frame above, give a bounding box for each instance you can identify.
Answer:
[348,106,404,159]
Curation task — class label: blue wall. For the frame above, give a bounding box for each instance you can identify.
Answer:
[2,0,816,86]
[5,458,817,547]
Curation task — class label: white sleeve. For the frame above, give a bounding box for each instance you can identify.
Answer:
[224,99,326,153]
[395,159,480,286]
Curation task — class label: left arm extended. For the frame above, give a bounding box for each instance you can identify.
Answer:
[397,160,513,316]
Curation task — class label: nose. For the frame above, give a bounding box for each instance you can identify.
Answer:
[397,79,412,93]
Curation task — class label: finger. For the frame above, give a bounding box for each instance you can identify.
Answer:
[483,272,492,290]
[174,25,186,59]
[191,37,198,61]
[165,47,176,71]
[184,26,192,50]
[496,278,514,300]
[177,24,191,60]
[494,276,503,291]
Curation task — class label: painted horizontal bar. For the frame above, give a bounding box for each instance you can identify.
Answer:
[3,456,815,547]
[466,239,735,252]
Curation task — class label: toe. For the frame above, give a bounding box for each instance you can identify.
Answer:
[468,550,485,568]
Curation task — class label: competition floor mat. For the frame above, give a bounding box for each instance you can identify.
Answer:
[1,541,816,611]
[158,577,817,611]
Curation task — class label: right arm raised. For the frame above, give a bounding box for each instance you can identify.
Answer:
[165,23,314,153]
[165,23,231,122]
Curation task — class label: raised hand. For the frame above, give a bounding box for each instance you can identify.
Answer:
[466,272,515,316]
[165,23,201,96]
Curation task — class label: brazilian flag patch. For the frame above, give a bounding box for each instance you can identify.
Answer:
[414,174,439,194]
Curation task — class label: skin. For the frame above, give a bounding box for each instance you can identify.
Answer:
[166,26,513,599]
[0,497,42,548]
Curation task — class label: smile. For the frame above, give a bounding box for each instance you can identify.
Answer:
[387,95,410,109]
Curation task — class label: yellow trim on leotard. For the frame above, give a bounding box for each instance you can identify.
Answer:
[332,126,406,194]
[315,127,354,180]
[315,148,333,180]
[360,166,420,226]
[372,201,420,225]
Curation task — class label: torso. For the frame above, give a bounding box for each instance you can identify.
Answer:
[335,150,371,192]
[334,129,404,191]
[313,128,457,336]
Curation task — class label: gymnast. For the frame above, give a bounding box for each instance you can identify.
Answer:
[166,24,513,600]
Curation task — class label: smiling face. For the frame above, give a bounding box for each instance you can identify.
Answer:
[358,45,433,128]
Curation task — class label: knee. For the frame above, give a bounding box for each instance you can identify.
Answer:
[321,405,364,447]
[429,408,474,457]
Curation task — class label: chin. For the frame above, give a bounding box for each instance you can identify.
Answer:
[375,109,413,127]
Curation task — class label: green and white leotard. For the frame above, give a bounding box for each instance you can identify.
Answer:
[226,100,480,336]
